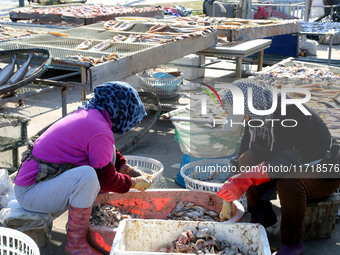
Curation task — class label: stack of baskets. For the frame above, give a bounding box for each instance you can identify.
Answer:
[180,158,247,210]
[137,70,183,99]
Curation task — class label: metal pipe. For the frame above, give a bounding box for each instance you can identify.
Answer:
[47,71,81,81]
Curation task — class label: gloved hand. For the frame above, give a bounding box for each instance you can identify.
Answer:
[120,164,149,177]
[219,200,233,222]
[131,175,152,191]
[216,162,270,201]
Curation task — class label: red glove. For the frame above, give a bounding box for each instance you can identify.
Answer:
[216,162,270,201]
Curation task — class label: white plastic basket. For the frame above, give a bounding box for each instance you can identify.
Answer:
[124,155,164,189]
[0,227,40,255]
[137,72,183,98]
[111,219,271,255]
[180,159,247,210]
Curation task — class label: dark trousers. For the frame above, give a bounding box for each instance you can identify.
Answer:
[239,151,340,245]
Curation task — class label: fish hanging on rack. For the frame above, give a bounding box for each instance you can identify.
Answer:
[0,55,16,86]
[75,39,93,50]
[6,53,33,85]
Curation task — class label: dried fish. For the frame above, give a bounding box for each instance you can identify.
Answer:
[90,41,113,51]
[116,22,136,31]
[0,55,16,86]
[6,53,33,85]
[66,52,119,65]
[331,97,340,106]
[110,35,127,42]
[147,24,168,33]
[319,101,335,108]
[48,31,70,36]
[12,5,159,19]
[24,66,40,78]
[75,39,93,50]
[169,25,208,34]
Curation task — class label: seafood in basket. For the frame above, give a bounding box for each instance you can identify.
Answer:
[90,200,221,228]
[90,202,142,228]
[156,227,243,254]
[167,200,220,222]
[87,190,244,255]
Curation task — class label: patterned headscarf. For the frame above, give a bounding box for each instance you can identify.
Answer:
[84,81,146,135]
[224,79,274,120]
[224,79,276,152]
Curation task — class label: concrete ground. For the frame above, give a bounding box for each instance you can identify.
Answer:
[0,0,340,254]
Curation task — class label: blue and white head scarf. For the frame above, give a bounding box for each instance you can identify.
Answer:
[224,79,274,120]
[84,81,147,135]
[224,79,275,152]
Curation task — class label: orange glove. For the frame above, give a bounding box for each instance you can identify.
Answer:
[217,162,270,201]
[131,175,152,191]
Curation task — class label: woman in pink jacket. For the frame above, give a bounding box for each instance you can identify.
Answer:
[14,81,152,255]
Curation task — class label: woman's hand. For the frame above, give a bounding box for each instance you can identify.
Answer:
[216,162,271,201]
[120,164,146,177]
[131,176,152,191]
[217,174,252,201]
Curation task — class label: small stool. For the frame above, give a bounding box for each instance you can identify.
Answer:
[303,193,340,241]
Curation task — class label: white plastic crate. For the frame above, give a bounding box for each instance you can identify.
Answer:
[111,219,271,255]
[180,158,247,210]
[124,155,164,189]
[137,72,183,98]
[0,227,40,255]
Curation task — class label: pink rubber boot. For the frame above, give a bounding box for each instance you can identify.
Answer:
[65,205,103,255]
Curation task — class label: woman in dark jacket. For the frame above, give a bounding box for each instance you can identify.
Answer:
[217,79,340,255]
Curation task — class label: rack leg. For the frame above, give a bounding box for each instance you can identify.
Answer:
[81,67,87,103]
[257,50,264,71]
[61,87,67,117]
[236,57,242,79]
[328,34,334,65]
[12,148,19,170]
